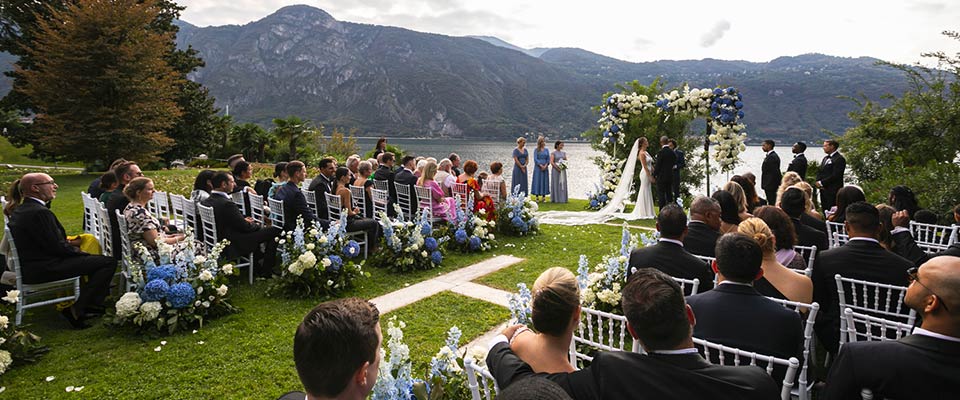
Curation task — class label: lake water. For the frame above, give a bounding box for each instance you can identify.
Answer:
[354,138,827,199]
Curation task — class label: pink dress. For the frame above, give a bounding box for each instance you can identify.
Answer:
[427,180,457,222]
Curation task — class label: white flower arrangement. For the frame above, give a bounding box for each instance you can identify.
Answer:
[575,226,640,314]
[269,215,368,298]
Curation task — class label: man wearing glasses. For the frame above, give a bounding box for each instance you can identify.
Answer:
[822,256,960,398]
[106,161,142,259]
[7,173,116,329]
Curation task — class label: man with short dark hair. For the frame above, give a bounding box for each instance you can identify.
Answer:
[822,256,960,399]
[760,139,781,203]
[686,233,803,381]
[653,136,677,208]
[448,153,462,176]
[628,204,714,292]
[786,142,808,178]
[487,268,780,400]
[393,156,418,217]
[684,196,722,257]
[275,161,323,231]
[812,201,913,354]
[107,161,142,260]
[668,139,685,201]
[202,172,280,276]
[308,158,338,221]
[815,139,846,213]
[283,298,382,400]
[373,152,398,216]
[779,187,828,252]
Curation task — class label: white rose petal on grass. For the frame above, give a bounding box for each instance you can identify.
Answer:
[46,376,56,382]
[192,330,198,334]
[160,341,167,346]
[154,346,162,352]
[197,341,205,345]
[75,386,84,392]
[66,386,74,392]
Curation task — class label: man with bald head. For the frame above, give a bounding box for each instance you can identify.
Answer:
[7,173,116,329]
[683,196,722,257]
[822,256,960,399]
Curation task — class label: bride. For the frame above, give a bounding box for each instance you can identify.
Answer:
[625,137,656,219]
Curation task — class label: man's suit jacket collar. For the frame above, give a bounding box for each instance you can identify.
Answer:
[713,282,761,296]
[901,333,960,357]
[794,153,805,158]
[842,238,883,250]
[647,352,715,371]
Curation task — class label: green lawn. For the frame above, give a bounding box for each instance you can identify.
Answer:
[0,169,648,398]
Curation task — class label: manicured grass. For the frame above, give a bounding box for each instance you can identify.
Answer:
[0,135,83,167]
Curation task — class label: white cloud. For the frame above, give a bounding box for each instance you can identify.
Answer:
[700,20,731,48]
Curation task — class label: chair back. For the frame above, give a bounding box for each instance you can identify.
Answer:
[182,199,199,234]
[248,193,265,224]
[371,188,388,221]
[672,276,701,296]
[197,204,218,250]
[826,221,848,248]
[909,220,959,253]
[765,297,820,400]
[154,190,171,222]
[325,193,343,222]
[792,245,817,277]
[694,337,800,400]
[373,179,389,193]
[81,192,100,237]
[230,191,247,216]
[5,224,81,326]
[349,185,367,218]
[569,307,641,369]
[691,254,718,287]
[169,194,187,229]
[114,210,133,265]
[452,182,469,210]
[842,308,915,344]
[464,358,498,400]
[835,274,916,349]
[414,185,434,220]
[394,182,413,220]
[303,190,319,217]
[95,202,113,258]
[481,179,500,207]
[268,198,285,228]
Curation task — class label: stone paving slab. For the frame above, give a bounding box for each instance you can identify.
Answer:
[435,255,524,284]
[449,282,512,308]
[369,279,455,314]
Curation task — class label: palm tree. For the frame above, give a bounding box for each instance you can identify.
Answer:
[272,116,313,160]
[230,123,263,160]
[252,128,275,162]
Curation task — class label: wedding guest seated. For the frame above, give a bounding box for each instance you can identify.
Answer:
[308,158,338,221]
[435,159,455,196]
[498,377,573,400]
[231,160,256,194]
[888,185,923,221]
[202,172,280,276]
[123,177,184,261]
[8,173,116,329]
[932,204,960,258]
[487,268,780,400]
[449,152,462,176]
[97,171,119,204]
[107,161,142,260]
[457,160,495,220]
[86,157,126,200]
[914,209,939,224]
[731,175,765,213]
[394,155,418,217]
[282,298,382,400]
[417,161,457,222]
[414,158,427,179]
[826,185,865,223]
[227,154,245,170]
[880,205,930,268]
[779,188,828,252]
[790,181,827,232]
[508,268,579,373]
[488,162,508,200]
[332,167,380,250]
[628,204,714,291]
[267,162,289,199]
[275,161,325,231]
[812,201,913,354]
[687,233,803,382]
[353,161,374,218]
[822,256,960,399]
[191,169,215,204]
[366,158,378,176]
[722,181,753,221]
[775,171,802,206]
[683,196,722,257]
[738,214,813,304]
[346,156,360,185]
[372,152,397,216]
[712,190,742,234]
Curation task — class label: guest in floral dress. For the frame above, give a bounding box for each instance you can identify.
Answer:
[550,140,568,203]
[512,137,528,196]
[458,160,496,221]
[123,177,183,262]
[531,135,550,201]
[418,161,458,222]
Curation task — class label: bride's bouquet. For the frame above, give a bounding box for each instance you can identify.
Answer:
[556,159,569,171]
[586,154,622,210]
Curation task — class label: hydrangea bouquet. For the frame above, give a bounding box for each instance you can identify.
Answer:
[576,226,640,315]
[372,206,447,273]
[496,185,538,237]
[585,154,623,210]
[0,290,49,375]
[446,197,496,252]
[267,215,369,298]
[110,231,238,334]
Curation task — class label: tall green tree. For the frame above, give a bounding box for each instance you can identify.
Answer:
[18,0,182,164]
[230,122,273,162]
[272,116,317,161]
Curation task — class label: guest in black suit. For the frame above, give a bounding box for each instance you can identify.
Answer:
[107,161,142,260]
[812,201,913,354]
[687,233,804,383]
[786,142,807,179]
[202,172,280,275]
[683,196,722,257]
[85,158,126,206]
[372,152,397,216]
[448,153,462,177]
[628,204,714,292]
[393,155,418,217]
[653,136,677,208]
[274,161,325,231]
[822,256,960,399]
[486,268,780,400]
[882,207,931,268]
[815,139,846,213]
[307,157,337,221]
[8,173,116,329]
[290,298,382,400]
[779,188,828,252]
[760,140,782,203]
[668,139,685,200]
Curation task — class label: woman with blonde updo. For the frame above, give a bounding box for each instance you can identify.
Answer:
[509,267,580,373]
[722,181,753,221]
[776,171,803,205]
[738,217,812,304]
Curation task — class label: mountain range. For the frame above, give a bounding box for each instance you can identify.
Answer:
[3,5,911,143]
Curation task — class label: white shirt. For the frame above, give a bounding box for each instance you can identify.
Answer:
[718,280,753,287]
[650,348,699,355]
[211,190,230,198]
[27,197,46,205]
[912,327,960,343]
[659,238,684,247]
[848,237,880,245]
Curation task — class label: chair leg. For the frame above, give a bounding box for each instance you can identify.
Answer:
[248,252,254,285]
[16,301,23,326]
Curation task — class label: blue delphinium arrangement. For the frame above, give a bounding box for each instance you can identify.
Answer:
[446,196,495,252]
[497,185,539,236]
[372,206,447,272]
[507,283,533,325]
[267,215,368,298]
[576,225,639,315]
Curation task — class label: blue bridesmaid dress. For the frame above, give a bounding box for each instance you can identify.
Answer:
[531,148,550,197]
[512,148,528,196]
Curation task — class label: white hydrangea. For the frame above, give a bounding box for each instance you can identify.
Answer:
[198,270,214,282]
[321,257,332,268]
[597,289,619,306]
[193,255,207,265]
[216,285,228,296]
[0,350,11,374]
[306,243,315,251]
[115,292,142,319]
[222,264,234,275]
[468,346,487,367]
[0,315,8,330]
[581,288,596,305]
[288,262,305,276]
[139,302,162,321]
[318,235,328,244]
[299,252,317,269]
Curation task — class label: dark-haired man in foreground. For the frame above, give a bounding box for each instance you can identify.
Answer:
[628,204,715,292]
[487,268,779,400]
[279,297,382,400]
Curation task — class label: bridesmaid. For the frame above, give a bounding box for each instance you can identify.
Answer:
[512,137,529,196]
[531,136,550,201]
[550,140,567,203]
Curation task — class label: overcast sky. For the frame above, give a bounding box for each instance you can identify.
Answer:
[178,0,960,64]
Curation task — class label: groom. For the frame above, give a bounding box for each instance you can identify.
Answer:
[654,136,677,209]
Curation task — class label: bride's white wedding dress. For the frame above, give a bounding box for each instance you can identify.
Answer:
[622,152,656,220]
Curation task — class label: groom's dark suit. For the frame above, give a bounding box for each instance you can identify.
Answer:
[487,341,780,400]
[654,144,677,208]
[815,151,846,212]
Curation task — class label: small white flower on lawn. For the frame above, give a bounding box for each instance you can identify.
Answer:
[75,387,84,392]
[154,346,162,352]
[198,341,205,345]
[192,330,198,334]
[160,341,167,346]
[66,386,75,392]
[46,376,56,382]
